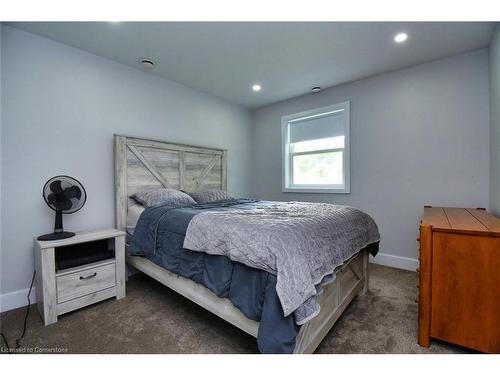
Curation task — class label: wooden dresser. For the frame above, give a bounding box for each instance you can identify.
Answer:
[418,207,500,353]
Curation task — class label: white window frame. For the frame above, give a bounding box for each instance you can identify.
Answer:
[281,101,351,194]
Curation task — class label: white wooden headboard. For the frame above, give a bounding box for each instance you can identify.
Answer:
[114,134,227,231]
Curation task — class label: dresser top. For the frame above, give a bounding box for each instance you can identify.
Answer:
[422,207,500,236]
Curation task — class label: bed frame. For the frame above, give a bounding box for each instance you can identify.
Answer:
[114,134,369,354]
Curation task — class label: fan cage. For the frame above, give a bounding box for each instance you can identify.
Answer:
[42,175,87,214]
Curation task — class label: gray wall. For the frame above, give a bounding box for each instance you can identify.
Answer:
[0,25,494,305]
[490,25,500,216]
[251,49,490,267]
[0,26,253,297]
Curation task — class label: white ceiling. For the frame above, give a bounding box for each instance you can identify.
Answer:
[9,22,495,109]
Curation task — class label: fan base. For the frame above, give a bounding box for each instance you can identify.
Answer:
[37,232,75,241]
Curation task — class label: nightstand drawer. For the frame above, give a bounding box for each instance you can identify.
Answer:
[57,262,116,303]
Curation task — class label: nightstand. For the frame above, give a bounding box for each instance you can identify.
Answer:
[34,229,126,325]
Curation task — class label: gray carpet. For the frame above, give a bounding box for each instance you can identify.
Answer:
[0,264,470,354]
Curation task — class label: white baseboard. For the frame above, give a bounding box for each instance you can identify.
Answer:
[0,287,37,313]
[370,252,419,272]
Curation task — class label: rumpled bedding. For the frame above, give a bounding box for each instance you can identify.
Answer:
[184,201,380,322]
[129,199,379,353]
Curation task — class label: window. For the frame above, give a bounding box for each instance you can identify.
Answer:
[282,102,350,193]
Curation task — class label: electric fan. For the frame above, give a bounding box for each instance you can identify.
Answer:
[37,175,87,241]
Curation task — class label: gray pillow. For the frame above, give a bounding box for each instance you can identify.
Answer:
[131,188,196,208]
[187,190,234,204]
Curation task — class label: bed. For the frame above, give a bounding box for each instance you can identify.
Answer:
[114,134,379,354]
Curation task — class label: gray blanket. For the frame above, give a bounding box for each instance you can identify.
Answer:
[183,201,380,324]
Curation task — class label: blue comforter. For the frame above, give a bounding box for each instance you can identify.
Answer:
[129,199,299,353]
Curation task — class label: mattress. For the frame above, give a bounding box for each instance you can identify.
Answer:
[126,204,145,235]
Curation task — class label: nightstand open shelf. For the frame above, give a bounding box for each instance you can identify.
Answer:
[34,229,126,325]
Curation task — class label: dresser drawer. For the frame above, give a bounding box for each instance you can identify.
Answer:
[57,262,116,303]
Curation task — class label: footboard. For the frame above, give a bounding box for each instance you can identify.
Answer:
[294,249,368,353]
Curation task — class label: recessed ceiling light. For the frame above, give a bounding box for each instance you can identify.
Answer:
[139,58,156,68]
[394,33,408,43]
[252,84,262,92]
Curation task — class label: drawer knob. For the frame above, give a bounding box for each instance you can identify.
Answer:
[79,272,97,280]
